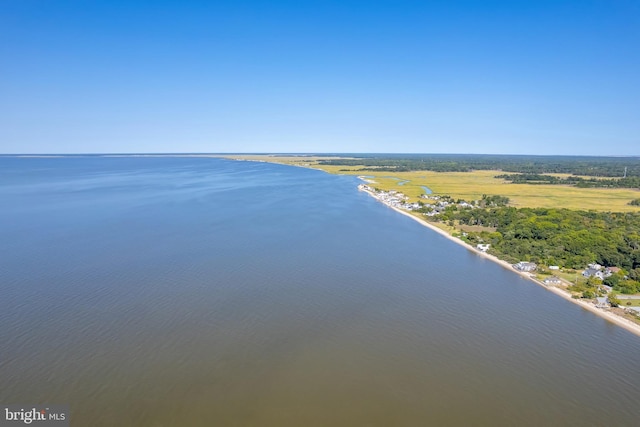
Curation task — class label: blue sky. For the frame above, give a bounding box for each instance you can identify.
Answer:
[1,0,638,154]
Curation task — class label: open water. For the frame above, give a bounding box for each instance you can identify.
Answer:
[1,156,639,426]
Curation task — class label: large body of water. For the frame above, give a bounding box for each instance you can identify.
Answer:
[1,156,639,426]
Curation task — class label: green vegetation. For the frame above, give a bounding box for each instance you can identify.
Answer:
[608,295,621,307]
[566,276,601,299]
[228,155,640,212]
[319,154,640,177]
[228,154,640,301]
[496,173,640,189]
[424,206,640,292]
[479,194,509,207]
[605,270,640,294]
[349,170,640,212]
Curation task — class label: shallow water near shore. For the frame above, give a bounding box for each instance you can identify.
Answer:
[1,156,640,426]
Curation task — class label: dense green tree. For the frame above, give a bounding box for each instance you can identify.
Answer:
[321,154,640,178]
[431,206,640,272]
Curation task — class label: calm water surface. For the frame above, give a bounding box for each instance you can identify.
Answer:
[1,156,639,426]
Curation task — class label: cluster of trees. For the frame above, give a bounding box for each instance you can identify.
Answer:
[479,194,510,207]
[567,272,640,298]
[495,173,567,184]
[568,277,607,299]
[496,174,640,189]
[319,154,640,177]
[334,155,640,294]
[604,271,640,294]
[423,194,508,208]
[422,206,640,294]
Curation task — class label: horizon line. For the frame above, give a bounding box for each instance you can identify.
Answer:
[2,152,640,158]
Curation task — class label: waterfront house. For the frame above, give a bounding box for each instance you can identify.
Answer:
[513,262,537,272]
[595,297,609,308]
[605,267,621,275]
[582,268,605,280]
[476,244,490,252]
[543,276,562,285]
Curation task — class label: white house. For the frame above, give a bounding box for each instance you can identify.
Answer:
[514,262,537,272]
[583,268,606,280]
[543,276,562,285]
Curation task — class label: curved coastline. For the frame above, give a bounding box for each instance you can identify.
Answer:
[225,156,640,338]
[358,186,640,338]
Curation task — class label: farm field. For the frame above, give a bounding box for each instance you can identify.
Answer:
[226,155,640,212]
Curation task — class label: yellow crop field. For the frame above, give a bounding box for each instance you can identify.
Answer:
[224,155,640,212]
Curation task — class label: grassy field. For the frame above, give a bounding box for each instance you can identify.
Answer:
[226,155,640,212]
[619,299,640,307]
[555,270,587,286]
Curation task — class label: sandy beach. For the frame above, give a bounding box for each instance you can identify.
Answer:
[359,186,640,338]
[227,156,640,338]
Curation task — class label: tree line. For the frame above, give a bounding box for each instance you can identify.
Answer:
[319,154,640,177]
[421,205,640,293]
[496,174,640,189]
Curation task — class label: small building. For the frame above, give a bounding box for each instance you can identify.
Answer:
[583,268,605,280]
[595,297,609,308]
[543,276,562,285]
[548,266,560,270]
[605,267,621,275]
[476,244,490,252]
[514,262,537,272]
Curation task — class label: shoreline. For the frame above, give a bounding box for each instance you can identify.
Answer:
[224,156,640,338]
[358,186,640,338]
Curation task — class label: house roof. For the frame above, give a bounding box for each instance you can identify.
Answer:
[583,268,602,276]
